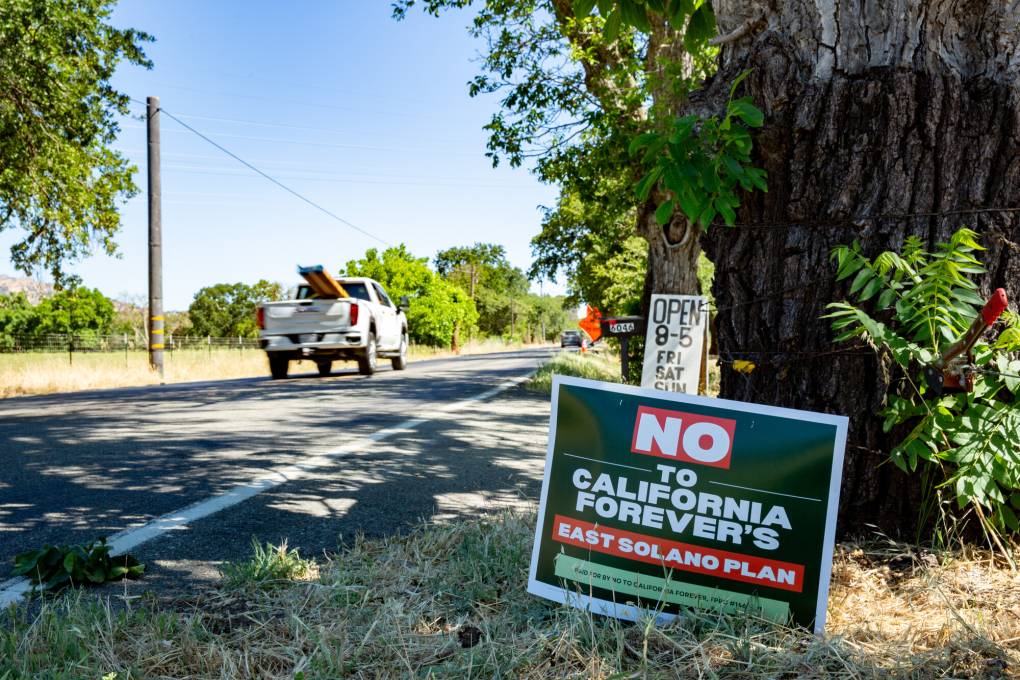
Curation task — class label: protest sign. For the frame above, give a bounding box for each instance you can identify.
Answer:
[528,375,847,633]
[641,294,708,393]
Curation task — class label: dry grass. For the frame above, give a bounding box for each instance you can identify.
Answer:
[2,512,1016,679]
[0,340,549,399]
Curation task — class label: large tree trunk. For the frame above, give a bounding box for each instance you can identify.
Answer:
[640,200,703,297]
[695,1,1020,537]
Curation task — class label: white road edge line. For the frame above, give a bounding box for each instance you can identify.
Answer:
[0,373,534,607]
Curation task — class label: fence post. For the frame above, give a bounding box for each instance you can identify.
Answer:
[124,332,129,366]
[67,334,72,366]
[207,335,212,357]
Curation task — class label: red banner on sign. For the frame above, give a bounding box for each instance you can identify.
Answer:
[551,515,805,592]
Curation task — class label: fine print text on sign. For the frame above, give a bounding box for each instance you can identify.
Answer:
[642,295,708,393]
[528,376,848,633]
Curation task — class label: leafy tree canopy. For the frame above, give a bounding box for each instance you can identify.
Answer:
[0,0,152,284]
[434,243,509,298]
[0,292,39,345]
[344,245,479,348]
[33,287,115,336]
[188,280,283,339]
[394,1,733,308]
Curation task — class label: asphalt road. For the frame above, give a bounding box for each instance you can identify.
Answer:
[0,348,554,599]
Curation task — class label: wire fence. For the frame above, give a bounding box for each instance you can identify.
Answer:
[0,333,261,355]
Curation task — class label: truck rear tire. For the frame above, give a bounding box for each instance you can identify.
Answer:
[269,354,289,379]
[392,332,408,370]
[357,332,377,376]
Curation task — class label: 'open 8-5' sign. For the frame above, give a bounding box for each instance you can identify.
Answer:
[641,295,709,394]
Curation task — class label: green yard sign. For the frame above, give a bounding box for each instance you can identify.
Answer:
[528,375,848,634]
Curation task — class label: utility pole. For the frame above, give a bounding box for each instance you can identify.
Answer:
[147,96,164,379]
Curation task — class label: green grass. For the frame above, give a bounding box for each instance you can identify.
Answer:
[524,350,622,393]
[221,539,315,591]
[2,512,1016,679]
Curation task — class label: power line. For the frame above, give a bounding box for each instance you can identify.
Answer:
[139,165,540,190]
[119,122,481,157]
[117,150,535,187]
[149,83,433,119]
[135,98,392,247]
[166,112,473,147]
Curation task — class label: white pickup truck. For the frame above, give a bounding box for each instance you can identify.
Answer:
[256,275,409,379]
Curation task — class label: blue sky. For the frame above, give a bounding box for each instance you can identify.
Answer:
[0,1,563,310]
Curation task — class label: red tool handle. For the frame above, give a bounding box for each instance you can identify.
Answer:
[937,288,1010,368]
[982,288,1009,325]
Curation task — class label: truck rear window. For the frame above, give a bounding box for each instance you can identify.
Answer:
[296,282,371,301]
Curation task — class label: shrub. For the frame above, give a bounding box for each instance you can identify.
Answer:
[825,228,1020,547]
[13,538,144,592]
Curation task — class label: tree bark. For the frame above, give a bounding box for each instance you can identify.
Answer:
[640,199,704,298]
[695,1,1020,537]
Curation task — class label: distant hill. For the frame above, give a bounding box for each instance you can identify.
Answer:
[0,275,54,304]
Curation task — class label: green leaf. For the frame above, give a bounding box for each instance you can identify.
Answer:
[697,202,717,229]
[677,188,704,222]
[603,8,622,41]
[668,0,695,27]
[641,136,669,164]
[572,0,598,17]
[720,154,745,179]
[877,287,897,309]
[860,276,883,301]
[618,0,651,32]
[848,267,874,296]
[890,448,908,473]
[715,195,736,225]
[684,2,716,46]
[746,167,768,191]
[728,69,753,100]
[999,505,1019,532]
[655,199,675,225]
[634,166,663,201]
[628,131,662,156]
[729,99,764,128]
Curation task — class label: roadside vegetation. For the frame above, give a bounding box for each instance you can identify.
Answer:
[2,511,1016,678]
[0,239,574,398]
[0,338,549,399]
[524,350,621,393]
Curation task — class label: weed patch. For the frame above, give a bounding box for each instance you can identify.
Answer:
[221,539,315,591]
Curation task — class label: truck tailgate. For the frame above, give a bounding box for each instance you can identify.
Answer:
[262,300,351,333]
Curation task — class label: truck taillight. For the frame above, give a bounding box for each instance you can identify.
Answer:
[349,301,359,325]
[256,307,265,329]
